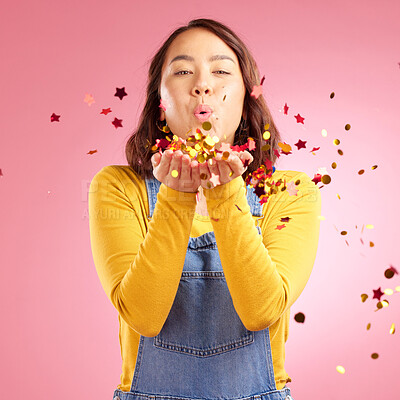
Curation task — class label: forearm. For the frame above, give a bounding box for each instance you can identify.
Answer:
[204,176,283,331]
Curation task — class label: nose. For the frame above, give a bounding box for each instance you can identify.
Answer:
[191,73,213,97]
[192,85,212,97]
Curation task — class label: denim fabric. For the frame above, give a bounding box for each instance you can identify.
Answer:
[113,177,294,400]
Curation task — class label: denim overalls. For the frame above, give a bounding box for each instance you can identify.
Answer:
[113,176,294,400]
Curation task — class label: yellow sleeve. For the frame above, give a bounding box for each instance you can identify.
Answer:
[203,172,321,331]
[88,166,197,337]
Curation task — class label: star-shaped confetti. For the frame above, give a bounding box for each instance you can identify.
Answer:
[372,287,384,301]
[50,113,60,122]
[209,172,221,187]
[112,117,123,128]
[84,93,95,106]
[294,139,307,150]
[250,75,265,99]
[294,113,305,124]
[100,108,112,115]
[247,137,256,151]
[115,87,127,100]
[283,103,289,114]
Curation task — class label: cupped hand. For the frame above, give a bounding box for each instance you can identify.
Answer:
[151,150,201,193]
[198,150,254,190]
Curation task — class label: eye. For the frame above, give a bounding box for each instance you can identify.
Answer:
[174,70,230,75]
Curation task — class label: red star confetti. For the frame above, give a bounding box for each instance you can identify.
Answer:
[50,113,60,122]
[115,87,128,100]
[112,117,123,128]
[310,146,320,154]
[295,139,307,150]
[250,75,265,99]
[84,94,95,106]
[100,108,112,115]
[275,224,286,230]
[87,150,97,155]
[311,174,322,184]
[372,287,384,301]
[283,103,289,115]
[280,217,292,223]
[294,113,305,124]
[0,168,3,176]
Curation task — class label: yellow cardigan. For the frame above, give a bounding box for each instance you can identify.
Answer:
[88,165,321,391]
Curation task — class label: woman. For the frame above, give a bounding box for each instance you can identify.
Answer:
[89,18,321,400]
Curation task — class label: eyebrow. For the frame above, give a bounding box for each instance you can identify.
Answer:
[169,54,235,65]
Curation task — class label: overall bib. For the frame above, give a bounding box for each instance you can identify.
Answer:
[113,177,295,400]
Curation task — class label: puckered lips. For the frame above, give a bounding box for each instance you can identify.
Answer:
[193,104,213,122]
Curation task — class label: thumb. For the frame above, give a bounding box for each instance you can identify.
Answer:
[152,152,161,166]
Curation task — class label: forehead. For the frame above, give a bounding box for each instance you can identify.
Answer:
[165,28,238,63]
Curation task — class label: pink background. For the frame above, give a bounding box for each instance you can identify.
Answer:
[1,0,399,399]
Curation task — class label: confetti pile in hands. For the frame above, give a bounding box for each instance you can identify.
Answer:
[150,120,285,205]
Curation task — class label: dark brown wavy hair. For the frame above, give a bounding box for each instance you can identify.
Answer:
[125,18,282,181]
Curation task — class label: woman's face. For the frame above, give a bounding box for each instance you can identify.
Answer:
[159,28,246,148]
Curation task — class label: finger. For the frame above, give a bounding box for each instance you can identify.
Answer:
[156,149,173,180]
[207,157,221,187]
[180,154,192,191]
[239,150,254,166]
[151,152,161,167]
[168,150,182,180]
[216,158,234,184]
[190,159,201,189]
[199,160,212,189]
[226,153,244,180]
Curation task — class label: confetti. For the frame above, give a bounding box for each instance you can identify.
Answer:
[100,108,112,115]
[209,172,221,187]
[372,287,384,300]
[250,75,265,99]
[336,366,345,374]
[294,312,305,323]
[84,94,95,106]
[115,87,128,100]
[159,98,170,111]
[294,139,306,150]
[283,103,289,114]
[112,118,123,128]
[294,114,305,124]
[87,150,97,155]
[50,113,60,122]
